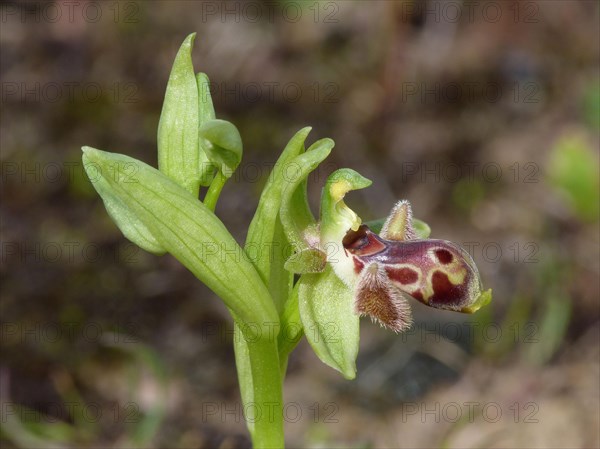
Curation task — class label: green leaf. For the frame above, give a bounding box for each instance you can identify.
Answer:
[157,33,201,197]
[298,265,359,379]
[82,146,278,327]
[199,119,243,178]
[196,72,217,186]
[197,72,215,124]
[244,127,311,313]
[100,182,166,255]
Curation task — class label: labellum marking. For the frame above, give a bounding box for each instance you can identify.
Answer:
[430,270,466,307]
[385,266,419,285]
[435,249,453,264]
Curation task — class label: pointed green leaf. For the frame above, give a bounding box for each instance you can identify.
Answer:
[197,72,215,124]
[244,127,311,312]
[199,119,243,178]
[157,33,201,197]
[298,265,359,379]
[83,155,165,254]
[196,72,217,186]
[82,146,278,327]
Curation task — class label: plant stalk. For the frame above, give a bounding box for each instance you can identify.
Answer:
[204,170,228,211]
[243,333,285,448]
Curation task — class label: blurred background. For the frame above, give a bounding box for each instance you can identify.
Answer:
[1,1,599,448]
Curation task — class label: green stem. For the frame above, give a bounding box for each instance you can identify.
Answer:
[204,170,227,211]
[244,334,285,448]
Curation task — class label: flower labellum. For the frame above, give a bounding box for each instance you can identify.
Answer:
[342,201,491,332]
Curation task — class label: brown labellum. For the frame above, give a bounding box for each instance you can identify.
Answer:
[344,221,484,331]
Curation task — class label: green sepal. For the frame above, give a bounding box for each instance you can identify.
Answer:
[157,33,200,197]
[298,265,359,379]
[280,138,334,245]
[412,218,431,239]
[198,119,243,178]
[82,146,278,327]
[279,138,333,274]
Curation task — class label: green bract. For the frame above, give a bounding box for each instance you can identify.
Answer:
[82,34,492,449]
[157,33,201,196]
[298,265,359,379]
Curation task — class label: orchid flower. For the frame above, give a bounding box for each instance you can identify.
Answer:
[283,168,492,380]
